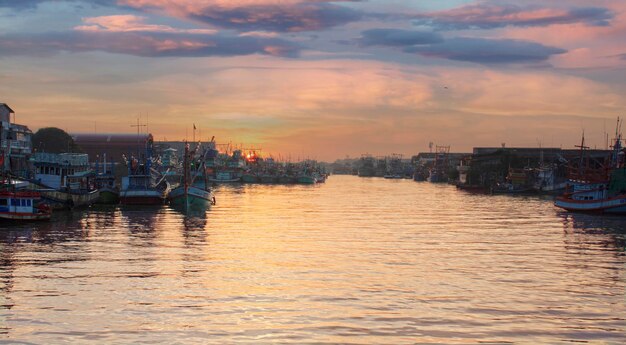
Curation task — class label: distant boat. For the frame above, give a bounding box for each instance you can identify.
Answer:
[384,174,403,179]
[208,171,241,183]
[357,154,376,177]
[241,173,259,183]
[429,145,450,183]
[490,168,536,194]
[297,174,317,184]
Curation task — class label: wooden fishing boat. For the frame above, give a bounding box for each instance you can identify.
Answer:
[29,153,99,209]
[168,142,215,212]
[555,119,626,214]
[0,190,51,221]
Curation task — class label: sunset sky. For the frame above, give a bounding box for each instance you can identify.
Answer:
[1,0,625,160]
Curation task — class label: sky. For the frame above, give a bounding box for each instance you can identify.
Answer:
[1,0,625,161]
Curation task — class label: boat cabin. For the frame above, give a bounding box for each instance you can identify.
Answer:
[0,190,43,213]
[32,153,95,190]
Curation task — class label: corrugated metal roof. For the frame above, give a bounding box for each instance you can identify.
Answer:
[71,133,153,143]
[0,103,15,113]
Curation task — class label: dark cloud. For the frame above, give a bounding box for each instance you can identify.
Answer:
[0,0,117,9]
[405,37,566,64]
[414,4,613,31]
[358,28,443,47]
[123,1,363,33]
[0,31,300,58]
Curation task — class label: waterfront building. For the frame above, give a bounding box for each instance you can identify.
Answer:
[71,133,152,165]
[0,103,33,176]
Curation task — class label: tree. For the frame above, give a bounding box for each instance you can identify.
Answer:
[32,127,82,153]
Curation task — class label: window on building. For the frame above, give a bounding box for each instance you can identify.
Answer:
[0,199,7,206]
[11,199,18,206]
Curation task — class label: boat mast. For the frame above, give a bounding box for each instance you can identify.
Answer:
[184,142,189,212]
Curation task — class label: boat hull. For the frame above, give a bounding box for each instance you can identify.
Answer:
[555,194,626,214]
[297,176,316,184]
[241,174,259,183]
[0,212,51,221]
[260,175,277,184]
[36,188,99,210]
[278,176,295,184]
[208,177,241,183]
[168,186,214,209]
[119,190,167,205]
[97,188,120,204]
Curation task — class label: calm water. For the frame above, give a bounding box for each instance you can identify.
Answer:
[1,175,625,344]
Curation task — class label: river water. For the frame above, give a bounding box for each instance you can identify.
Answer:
[1,175,625,344]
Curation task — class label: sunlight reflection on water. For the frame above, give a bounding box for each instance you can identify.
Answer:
[1,176,625,344]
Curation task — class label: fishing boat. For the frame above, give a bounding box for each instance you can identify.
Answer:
[208,171,241,183]
[358,154,376,177]
[0,190,51,221]
[29,152,99,209]
[491,168,536,194]
[0,174,51,221]
[168,143,215,211]
[278,174,296,184]
[428,146,450,183]
[120,135,170,205]
[94,154,119,204]
[384,174,403,179]
[555,171,625,214]
[384,154,404,179]
[120,160,170,205]
[241,172,259,183]
[96,174,119,204]
[555,119,626,214]
[297,174,317,184]
[297,161,318,184]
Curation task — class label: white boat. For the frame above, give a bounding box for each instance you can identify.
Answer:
[30,153,99,209]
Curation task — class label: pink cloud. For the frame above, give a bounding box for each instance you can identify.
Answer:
[75,15,217,34]
[492,2,626,68]
[413,3,613,30]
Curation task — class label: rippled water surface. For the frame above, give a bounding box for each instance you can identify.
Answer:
[1,176,626,344]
